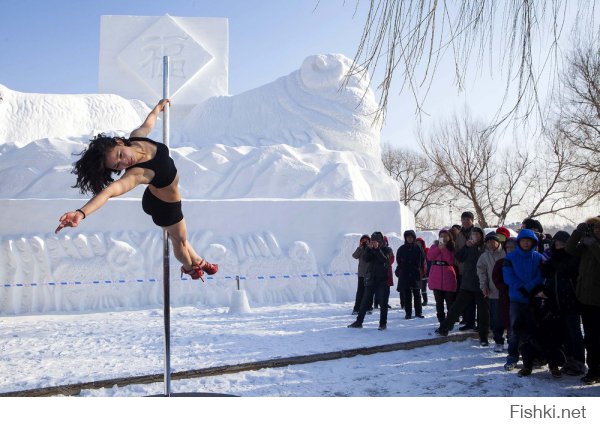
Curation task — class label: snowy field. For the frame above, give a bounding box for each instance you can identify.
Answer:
[1,296,597,398]
[2,296,599,427]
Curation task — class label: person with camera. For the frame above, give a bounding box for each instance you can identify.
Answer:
[348,232,394,330]
[352,234,373,315]
[566,216,600,384]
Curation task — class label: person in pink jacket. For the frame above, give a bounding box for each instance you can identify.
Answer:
[427,229,458,326]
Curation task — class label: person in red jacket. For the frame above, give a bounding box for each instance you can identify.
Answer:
[427,229,457,326]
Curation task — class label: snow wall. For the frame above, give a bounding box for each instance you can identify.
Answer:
[0,53,414,315]
[0,199,412,315]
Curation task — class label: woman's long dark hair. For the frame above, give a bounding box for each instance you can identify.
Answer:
[71,134,130,196]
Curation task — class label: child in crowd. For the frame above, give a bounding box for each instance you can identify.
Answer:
[502,229,545,371]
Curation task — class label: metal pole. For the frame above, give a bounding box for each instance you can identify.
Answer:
[162,55,171,397]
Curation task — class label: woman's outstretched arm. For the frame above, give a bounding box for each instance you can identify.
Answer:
[55,170,146,233]
[130,99,170,138]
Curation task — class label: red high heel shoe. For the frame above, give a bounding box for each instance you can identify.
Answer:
[180,259,218,282]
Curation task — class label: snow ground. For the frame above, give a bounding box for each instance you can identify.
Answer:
[1,297,597,398]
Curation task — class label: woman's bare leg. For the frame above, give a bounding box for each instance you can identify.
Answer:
[163,219,201,270]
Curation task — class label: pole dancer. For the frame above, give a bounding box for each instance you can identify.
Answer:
[55,98,218,281]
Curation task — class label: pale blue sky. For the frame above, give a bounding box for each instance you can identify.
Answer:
[0,1,592,148]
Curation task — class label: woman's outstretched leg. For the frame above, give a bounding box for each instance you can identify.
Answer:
[164,219,218,280]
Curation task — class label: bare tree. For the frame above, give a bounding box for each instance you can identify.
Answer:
[347,1,597,127]
[486,145,535,226]
[381,144,446,228]
[419,112,495,227]
[525,127,600,219]
[419,110,598,227]
[555,39,600,187]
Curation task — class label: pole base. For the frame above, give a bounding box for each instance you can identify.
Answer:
[149,392,238,397]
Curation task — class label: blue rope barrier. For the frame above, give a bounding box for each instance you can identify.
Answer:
[1,272,358,289]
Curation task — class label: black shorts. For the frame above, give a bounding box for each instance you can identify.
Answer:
[142,187,184,227]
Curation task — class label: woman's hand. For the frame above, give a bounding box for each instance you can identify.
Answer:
[55,211,84,234]
[156,98,171,112]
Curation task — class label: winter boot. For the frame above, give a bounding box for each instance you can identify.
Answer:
[549,365,562,378]
[517,367,532,377]
[434,327,448,336]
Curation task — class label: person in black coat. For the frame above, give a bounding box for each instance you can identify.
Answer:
[540,231,585,375]
[395,230,425,319]
[517,284,566,378]
[435,227,491,346]
[348,231,394,330]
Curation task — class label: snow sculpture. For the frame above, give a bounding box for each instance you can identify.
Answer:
[99,15,228,105]
[0,84,147,145]
[0,50,414,314]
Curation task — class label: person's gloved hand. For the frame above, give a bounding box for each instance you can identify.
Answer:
[541,248,552,262]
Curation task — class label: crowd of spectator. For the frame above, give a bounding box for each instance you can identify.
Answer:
[347,212,600,385]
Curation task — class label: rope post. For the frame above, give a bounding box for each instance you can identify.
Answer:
[236,275,240,291]
[162,55,171,397]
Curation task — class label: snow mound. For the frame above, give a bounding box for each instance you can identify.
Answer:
[0,84,148,146]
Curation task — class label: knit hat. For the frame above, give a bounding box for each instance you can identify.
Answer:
[371,231,385,243]
[403,230,416,240]
[461,211,474,220]
[552,231,570,243]
[496,227,511,240]
[485,232,500,243]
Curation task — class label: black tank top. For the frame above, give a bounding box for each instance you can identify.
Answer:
[126,137,177,188]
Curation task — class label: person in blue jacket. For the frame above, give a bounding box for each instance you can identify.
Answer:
[502,229,545,371]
